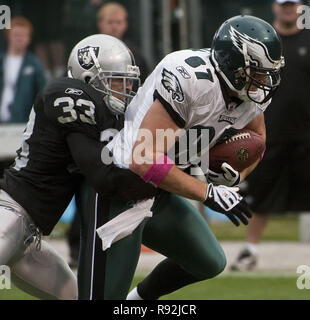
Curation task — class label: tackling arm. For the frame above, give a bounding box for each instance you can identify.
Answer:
[129,99,208,202]
[66,132,159,201]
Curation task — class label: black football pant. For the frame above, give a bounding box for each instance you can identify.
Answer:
[77,189,144,300]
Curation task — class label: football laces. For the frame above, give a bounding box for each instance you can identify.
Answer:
[225,132,251,143]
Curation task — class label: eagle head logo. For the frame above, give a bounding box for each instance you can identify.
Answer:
[229,26,281,69]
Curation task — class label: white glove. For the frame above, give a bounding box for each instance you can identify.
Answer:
[207,162,240,187]
[203,183,251,226]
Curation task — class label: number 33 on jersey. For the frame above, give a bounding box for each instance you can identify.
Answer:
[43,77,121,139]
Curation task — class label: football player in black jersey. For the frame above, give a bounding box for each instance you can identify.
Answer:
[0,34,156,299]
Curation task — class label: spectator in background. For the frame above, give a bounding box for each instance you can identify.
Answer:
[22,0,66,79]
[97,2,150,83]
[63,0,103,62]
[231,0,310,271]
[0,17,46,124]
[0,17,46,177]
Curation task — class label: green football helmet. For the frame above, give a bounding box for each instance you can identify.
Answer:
[211,15,285,105]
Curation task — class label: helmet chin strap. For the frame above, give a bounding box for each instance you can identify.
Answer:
[235,43,251,101]
[88,47,126,115]
[240,43,269,104]
[103,95,126,115]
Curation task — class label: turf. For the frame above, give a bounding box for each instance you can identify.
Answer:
[0,285,38,300]
[1,273,309,300]
[210,215,299,241]
[133,273,310,300]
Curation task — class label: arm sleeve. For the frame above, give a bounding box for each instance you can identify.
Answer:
[66,132,159,201]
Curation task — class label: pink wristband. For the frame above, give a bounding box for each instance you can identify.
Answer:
[141,155,174,187]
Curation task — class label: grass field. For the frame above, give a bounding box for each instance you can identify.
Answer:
[1,273,309,300]
[210,214,299,241]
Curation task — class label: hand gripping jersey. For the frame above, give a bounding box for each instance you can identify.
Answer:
[0,78,123,235]
[108,49,270,169]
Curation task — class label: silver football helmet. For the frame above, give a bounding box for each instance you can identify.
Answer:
[67,34,140,114]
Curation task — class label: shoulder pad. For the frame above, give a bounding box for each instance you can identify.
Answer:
[43,78,103,139]
[43,78,103,101]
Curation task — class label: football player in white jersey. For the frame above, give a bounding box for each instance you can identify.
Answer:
[109,16,284,196]
[99,15,284,299]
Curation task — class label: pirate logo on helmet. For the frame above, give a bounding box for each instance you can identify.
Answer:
[77,46,99,70]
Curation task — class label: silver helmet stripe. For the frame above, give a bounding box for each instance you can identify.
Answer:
[89,47,106,80]
[88,46,109,88]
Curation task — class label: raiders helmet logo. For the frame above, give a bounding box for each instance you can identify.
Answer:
[77,46,99,70]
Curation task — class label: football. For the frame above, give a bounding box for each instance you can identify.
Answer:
[208,129,266,172]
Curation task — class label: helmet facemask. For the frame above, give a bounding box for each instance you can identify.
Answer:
[242,66,281,104]
[232,43,284,106]
[88,47,140,115]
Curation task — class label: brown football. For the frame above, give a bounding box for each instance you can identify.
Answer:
[208,129,266,172]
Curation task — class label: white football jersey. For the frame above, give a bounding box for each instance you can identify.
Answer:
[108,49,270,169]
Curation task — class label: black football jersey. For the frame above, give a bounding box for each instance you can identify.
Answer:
[0,78,123,235]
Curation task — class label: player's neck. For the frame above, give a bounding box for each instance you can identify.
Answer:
[273,20,301,36]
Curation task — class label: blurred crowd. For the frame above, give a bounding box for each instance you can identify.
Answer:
[0,0,149,90]
[0,0,283,127]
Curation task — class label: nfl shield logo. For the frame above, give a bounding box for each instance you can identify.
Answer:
[77,46,99,70]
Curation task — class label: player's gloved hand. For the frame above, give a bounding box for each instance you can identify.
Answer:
[203,183,251,226]
[207,162,240,187]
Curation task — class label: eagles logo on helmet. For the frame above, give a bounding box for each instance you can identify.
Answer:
[210,15,285,106]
